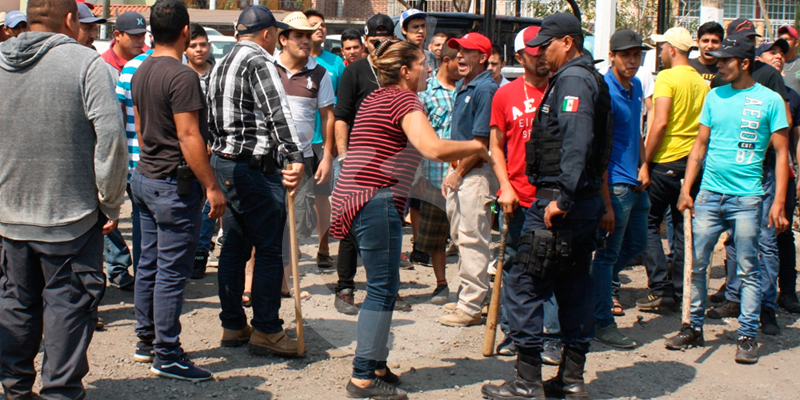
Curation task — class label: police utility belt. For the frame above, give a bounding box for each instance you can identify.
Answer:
[214,151,278,175]
[514,230,580,278]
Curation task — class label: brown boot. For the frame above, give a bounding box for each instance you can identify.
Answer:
[249,329,301,357]
[221,325,252,347]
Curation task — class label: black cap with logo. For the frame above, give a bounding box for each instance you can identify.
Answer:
[365,14,394,37]
[727,18,762,37]
[610,29,649,51]
[526,13,583,48]
[707,34,755,60]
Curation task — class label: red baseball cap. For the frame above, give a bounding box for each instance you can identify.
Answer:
[514,26,541,56]
[778,25,799,40]
[447,32,492,57]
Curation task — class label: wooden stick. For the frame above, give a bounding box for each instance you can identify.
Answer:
[682,208,693,326]
[286,166,305,356]
[483,214,509,357]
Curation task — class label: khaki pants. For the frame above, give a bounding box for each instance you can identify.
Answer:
[445,164,498,315]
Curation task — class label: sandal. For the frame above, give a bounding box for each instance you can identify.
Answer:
[242,292,252,308]
[611,298,625,316]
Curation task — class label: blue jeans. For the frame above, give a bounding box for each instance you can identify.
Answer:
[195,200,215,254]
[351,190,403,380]
[691,189,762,338]
[506,196,604,355]
[104,227,131,278]
[131,170,203,359]
[499,208,561,336]
[211,154,286,334]
[724,168,779,310]
[591,184,650,328]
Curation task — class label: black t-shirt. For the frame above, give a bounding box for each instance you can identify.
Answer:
[688,57,718,86]
[711,60,790,101]
[334,57,380,126]
[132,56,208,179]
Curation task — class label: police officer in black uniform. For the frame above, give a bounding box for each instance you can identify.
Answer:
[482,13,612,400]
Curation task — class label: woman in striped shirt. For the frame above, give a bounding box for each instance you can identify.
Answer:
[330,39,490,400]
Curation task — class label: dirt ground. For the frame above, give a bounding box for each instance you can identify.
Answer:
[4,200,800,400]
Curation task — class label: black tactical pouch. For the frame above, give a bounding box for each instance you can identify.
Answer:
[176,160,194,196]
[515,229,573,279]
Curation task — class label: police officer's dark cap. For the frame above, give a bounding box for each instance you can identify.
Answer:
[610,29,649,52]
[236,5,289,35]
[707,34,755,61]
[526,13,582,48]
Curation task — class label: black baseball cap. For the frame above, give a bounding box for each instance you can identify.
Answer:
[755,39,790,57]
[727,18,761,37]
[365,13,394,37]
[78,3,105,24]
[610,29,649,51]
[526,13,582,48]
[236,5,288,35]
[115,12,147,34]
[707,34,755,60]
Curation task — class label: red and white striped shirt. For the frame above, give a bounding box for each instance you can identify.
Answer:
[330,88,423,239]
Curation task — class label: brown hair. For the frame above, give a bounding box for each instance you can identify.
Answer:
[27,0,76,33]
[369,39,424,87]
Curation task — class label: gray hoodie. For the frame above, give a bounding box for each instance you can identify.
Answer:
[0,32,128,242]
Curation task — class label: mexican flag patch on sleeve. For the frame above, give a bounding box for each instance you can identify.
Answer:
[562,96,580,112]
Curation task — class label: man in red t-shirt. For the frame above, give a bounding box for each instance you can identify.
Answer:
[489,26,563,363]
[101,11,147,74]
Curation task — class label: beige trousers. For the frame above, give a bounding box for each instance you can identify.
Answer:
[445,164,499,316]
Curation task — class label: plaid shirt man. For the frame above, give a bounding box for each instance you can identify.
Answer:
[207,40,303,163]
[419,72,454,188]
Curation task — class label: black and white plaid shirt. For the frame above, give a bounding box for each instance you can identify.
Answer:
[207,40,303,163]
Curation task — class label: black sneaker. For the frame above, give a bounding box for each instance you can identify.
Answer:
[431,284,449,305]
[541,338,563,366]
[636,293,676,311]
[735,336,759,364]
[376,367,401,385]
[345,379,407,400]
[191,252,208,279]
[109,271,135,291]
[409,249,431,266]
[495,336,517,357]
[778,291,800,313]
[665,324,704,350]
[150,354,213,382]
[709,283,727,303]
[760,306,780,336]
[706,300,740,319]
[134,341,155,363]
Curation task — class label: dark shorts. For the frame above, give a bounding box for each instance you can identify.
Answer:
[305,143,332,196]
[416,195,450,253]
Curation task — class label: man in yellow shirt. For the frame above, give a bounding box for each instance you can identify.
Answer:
[637,27,709,311]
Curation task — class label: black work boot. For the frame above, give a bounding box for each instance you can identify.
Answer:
[543,347,588,400]
[481,353,545,399]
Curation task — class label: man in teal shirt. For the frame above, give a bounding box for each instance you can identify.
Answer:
[668,35,790,365]
[305,9,345,267]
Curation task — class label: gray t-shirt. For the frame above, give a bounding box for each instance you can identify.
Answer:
[784,57,800,95]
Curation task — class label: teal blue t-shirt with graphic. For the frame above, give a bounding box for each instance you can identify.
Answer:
[312,50,345,145]
[700,83,788,196]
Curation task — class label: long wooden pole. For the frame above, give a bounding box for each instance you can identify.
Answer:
[482,215,509,357]
[682,208,693,325]
[286,167,305,356]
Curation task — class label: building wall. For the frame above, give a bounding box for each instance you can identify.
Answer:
[0,0,21,12]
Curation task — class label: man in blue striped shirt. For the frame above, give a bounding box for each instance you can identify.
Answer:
[417,40,456,305]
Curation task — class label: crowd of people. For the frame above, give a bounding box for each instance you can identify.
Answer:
[1,0,800,399]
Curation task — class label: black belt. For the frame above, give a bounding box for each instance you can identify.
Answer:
[536,187,600,202]
[214,151,251,161]
[536,187,561,201]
